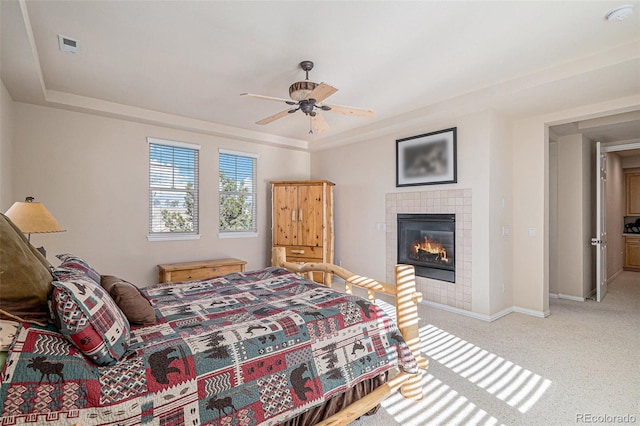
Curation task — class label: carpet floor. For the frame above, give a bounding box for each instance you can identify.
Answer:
[351,271,639,426]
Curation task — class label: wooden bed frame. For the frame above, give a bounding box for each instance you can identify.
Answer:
[272,247,429,426]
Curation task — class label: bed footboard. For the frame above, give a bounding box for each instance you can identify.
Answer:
[271,247,428,424]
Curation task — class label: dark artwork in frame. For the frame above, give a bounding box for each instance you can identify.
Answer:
[396,127,457,187]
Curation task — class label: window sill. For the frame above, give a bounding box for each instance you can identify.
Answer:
[147,234,201,242]
[218,232,258,239]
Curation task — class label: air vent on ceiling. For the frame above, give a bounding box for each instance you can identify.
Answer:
[58,34,79,53]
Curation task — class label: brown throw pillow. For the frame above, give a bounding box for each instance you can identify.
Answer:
[0,213,53,324]
[100,275,155,325]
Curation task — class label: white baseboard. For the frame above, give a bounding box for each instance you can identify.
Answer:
[421,300,550,321]
[488,307,514,322]
[550,292,587,302]
[513,306,550,318]
[557,293,586,302]
[420,300,495,321]
[550,271,622,303]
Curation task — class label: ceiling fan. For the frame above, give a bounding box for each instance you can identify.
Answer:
[241,60,374,134]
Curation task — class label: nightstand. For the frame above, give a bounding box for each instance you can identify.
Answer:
[157,258,247,283]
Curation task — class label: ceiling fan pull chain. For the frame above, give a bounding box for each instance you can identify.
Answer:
[309,119,313,134]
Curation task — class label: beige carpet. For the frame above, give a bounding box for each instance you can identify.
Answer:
[351,271,639,426]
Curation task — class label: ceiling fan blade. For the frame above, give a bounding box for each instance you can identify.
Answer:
[310,113,329,134]
[256,109,292,125]
[241,93,293,104]
[323,103,374,119]
[306,83,338,102]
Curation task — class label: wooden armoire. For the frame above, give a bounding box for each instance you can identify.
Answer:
[270,180,334,283]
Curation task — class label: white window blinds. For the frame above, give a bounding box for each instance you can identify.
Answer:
[149,138,199,235]
[219,149,257,234]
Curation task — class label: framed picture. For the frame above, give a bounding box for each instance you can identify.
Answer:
[396,127,457,187]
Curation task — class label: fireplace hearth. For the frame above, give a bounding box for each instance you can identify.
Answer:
[397,213,455,282]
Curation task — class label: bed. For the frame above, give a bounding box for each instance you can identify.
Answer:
[0,214,427,425]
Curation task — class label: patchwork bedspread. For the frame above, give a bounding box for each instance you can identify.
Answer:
[0,267,417,425]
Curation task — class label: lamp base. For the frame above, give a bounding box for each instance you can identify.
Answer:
[35,246,46,258]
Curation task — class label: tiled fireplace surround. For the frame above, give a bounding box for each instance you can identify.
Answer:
[386,189,472,311]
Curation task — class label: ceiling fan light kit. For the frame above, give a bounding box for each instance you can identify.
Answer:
[241,60,374,134]
[289,81,317,101]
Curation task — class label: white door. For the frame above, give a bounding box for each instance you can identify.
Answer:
[593,142,608,302]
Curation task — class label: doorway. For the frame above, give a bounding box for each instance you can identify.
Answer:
[548,112,640,302]
[599,142,640,301]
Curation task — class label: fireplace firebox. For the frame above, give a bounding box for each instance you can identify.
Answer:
[397,213,455,282]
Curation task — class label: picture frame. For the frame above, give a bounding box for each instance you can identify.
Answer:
[396,127,457,187]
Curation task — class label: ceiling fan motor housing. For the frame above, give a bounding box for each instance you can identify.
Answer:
[299,99,317,116]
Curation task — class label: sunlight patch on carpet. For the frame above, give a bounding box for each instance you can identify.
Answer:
[380,373,503,426]
[420,324,552,413]
[374,298,552,421]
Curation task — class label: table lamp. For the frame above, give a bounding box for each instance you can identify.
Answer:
[5,196,66,257]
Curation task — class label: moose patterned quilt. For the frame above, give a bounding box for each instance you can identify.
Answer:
[0,267,417,425]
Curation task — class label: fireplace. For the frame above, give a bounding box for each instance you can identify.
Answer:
[397,213,455,282]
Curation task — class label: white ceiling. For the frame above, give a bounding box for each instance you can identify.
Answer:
[2,0,640,150]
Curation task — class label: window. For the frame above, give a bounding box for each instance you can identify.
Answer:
[219,149,258,236]
[148,138,199,239]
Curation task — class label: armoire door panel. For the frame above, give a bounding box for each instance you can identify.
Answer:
[297,184,324,247]
[273,185,298,246]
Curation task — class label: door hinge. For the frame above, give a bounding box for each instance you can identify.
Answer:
[591,238,601,246]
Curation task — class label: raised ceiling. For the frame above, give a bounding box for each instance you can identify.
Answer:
[2,0,639,149]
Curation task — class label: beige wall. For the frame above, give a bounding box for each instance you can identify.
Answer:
[1,81,15,211]
[488,111,513,314]
[548,141,559,295]
[12,102,310,285]
[606,152,625,277]
[311,109,513,317]
[582,137,594,298]
[557,134,587,299]
[512,118,548,315]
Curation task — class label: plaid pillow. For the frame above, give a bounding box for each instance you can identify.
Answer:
[51,266,85,282]
[56,253,101,285]
[51,277,130,366]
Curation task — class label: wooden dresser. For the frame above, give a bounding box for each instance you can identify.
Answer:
[270,180,334,284]
[157,258,246,283]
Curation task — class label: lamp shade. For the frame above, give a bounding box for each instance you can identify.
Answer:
[5,197,65,234]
